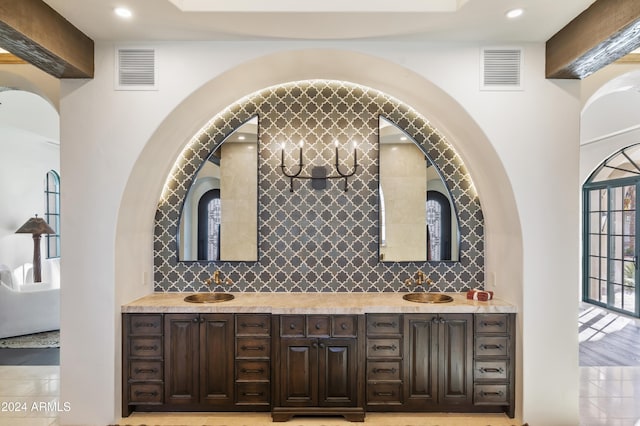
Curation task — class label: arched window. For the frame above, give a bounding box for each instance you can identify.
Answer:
[584,144,640,317]
[197,189,221,261]
[44,170,60,258]
[427,190,452,261]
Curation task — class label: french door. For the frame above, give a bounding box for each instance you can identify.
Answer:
[584,181,639,317]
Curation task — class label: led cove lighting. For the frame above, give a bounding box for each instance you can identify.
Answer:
[114,7,132,18]
[506,8,524,19]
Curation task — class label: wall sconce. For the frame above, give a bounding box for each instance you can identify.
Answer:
[15,214,55,283]
[280,140,359,192]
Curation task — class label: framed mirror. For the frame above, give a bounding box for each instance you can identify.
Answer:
[378,116,460,262]
[178,117,258,261]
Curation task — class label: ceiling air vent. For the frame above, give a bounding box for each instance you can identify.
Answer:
[115,47,157,91]
[480,47,523,91]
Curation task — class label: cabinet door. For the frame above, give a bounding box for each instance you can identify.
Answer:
[280,338,318,406]
[200,313,234,406]
[164,313,200,405]
[438,314,473,405]
[404,315,438,408]
[318,338,357,407]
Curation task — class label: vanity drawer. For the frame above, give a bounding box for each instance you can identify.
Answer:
[332,315,357,337]
[367,382,402,405]
[367,361,401,381]
[475,336,509,357]
[129,383,163,404]
[236,314,271,336]
[367,338,402,358]
[475,314,509,334]
[281,315,305,337]
[475,360,509,381]
[129,360,163,380]
[236,382,270,405]
[236,337,270,358]
[307,315,330,336]
[367,314,401,335]
[128,314,162,336]
[474,384,509,405]
[129,337,163,358]
[236,360,270,381]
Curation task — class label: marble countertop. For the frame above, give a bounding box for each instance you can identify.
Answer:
[122,292,517,314]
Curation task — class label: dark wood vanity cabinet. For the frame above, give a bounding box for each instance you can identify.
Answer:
[164,313,234,407]
[404,313,473,409]
[366,313,473,412]
[272,315,365,422]
[473,313,516,418]
[124,310,515,419]
[122,314,164,416]
[123,313,271,416]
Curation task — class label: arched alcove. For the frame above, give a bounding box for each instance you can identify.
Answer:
[114,48,523,419]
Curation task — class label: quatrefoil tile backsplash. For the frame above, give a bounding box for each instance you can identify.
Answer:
[154,80,484,293]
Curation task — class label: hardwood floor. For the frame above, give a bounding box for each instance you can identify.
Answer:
[579,303,640,366]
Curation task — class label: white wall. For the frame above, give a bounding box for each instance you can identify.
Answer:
[59,42,580,425]
[0,90,59,271]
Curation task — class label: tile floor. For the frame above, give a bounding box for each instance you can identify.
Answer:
[1,365,639,425]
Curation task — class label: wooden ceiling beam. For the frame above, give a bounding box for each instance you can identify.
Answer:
[546,0,640,79]
[0,0,93,78]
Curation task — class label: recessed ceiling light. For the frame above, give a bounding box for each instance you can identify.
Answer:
[505,8,524,19]
[114,7,132,18]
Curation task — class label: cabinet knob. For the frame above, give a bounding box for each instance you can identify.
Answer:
[319,342,326,349]
[315,323,322,330]
[312,342,318,348]
[341,323,348,330]
[289,323,297,330]
[192,317,198,323]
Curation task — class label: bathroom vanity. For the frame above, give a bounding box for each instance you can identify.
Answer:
[122,292,516,421]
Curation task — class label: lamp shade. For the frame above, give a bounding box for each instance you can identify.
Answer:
[15,215,55,235]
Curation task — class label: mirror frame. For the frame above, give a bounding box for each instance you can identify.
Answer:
[176,115,260,263]
[378,115,461,263]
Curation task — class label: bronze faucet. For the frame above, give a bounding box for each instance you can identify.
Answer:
[205,270,233,287]
[404,271,434,287]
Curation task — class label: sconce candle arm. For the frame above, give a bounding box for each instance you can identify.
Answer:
[333,145,359,191]
[279,142,359,192]
[280,145,304,192]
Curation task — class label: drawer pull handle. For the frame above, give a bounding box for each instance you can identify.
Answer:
[480,344,504,350]
[375,391,395,396]
[373,368,396,374]
[242,392,264,397]
[482,321,504,327]
[134,345,158,352]
[373,344,397,351]
[481,390,504,397]
[133,322,158,328]
[375,322,397,328]
[341,323,349,330]
[315,323,322,330]
[134,391,158,397]
[241,345,265,351]
[134,368,158,374]
[289,323,297,330]
[241,368,265,374]
[242,322,265,328]
[479,367,504,374]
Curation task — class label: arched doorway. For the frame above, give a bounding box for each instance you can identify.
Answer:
[583,144,640,317]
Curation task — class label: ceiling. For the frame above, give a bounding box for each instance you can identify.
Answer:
[43,0,596,42]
